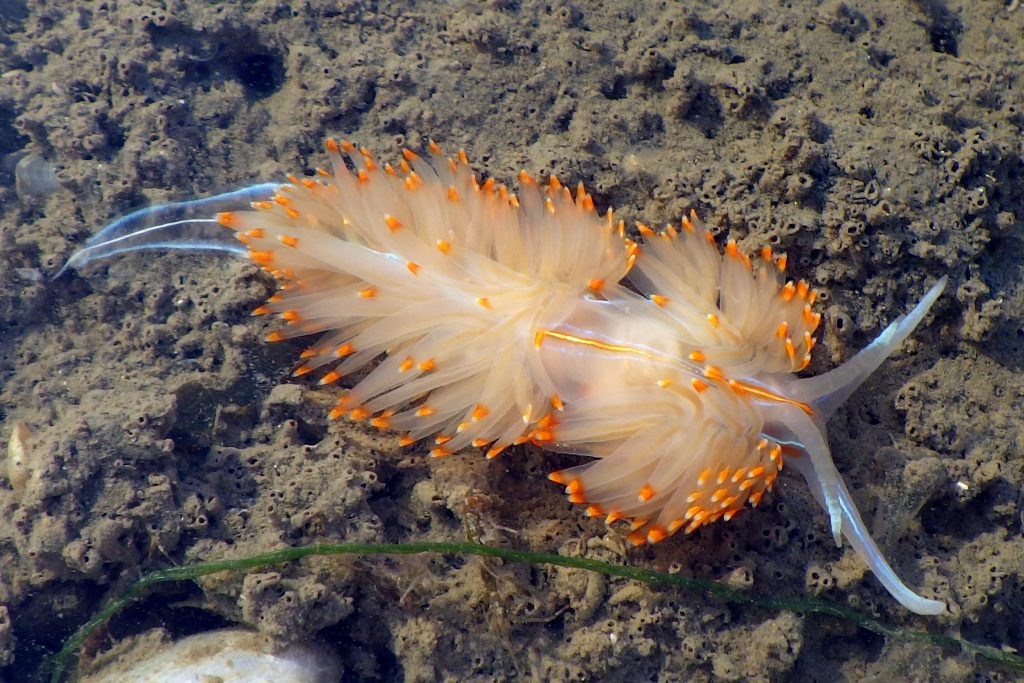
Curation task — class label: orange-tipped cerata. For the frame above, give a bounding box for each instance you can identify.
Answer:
[218,140,833,553]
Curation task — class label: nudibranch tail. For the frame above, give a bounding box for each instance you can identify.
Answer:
[56,183,277,277]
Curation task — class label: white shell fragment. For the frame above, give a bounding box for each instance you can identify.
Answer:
[14,153,58,200]
[82,628,343,683]
[6,422,31,495]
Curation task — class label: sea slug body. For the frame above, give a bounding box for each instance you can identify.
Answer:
[69,140,948,615]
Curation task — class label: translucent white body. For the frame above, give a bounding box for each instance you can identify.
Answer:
[62,142,948,615]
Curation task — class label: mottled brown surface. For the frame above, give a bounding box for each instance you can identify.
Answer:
[1,1,1023,681]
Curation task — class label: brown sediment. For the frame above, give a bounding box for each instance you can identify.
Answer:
[1,1,1022,680]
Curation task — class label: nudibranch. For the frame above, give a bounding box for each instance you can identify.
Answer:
[64,140,948,615]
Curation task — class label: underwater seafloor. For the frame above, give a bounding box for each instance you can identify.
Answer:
[1,1,1023,681]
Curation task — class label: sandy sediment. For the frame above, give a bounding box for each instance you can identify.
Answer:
[0,1,1022,680]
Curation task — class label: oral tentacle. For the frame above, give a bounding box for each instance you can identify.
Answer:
[787,276,947,419]
[772,417,845,547]
[756,277,948,614]
[785,453,947,615]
